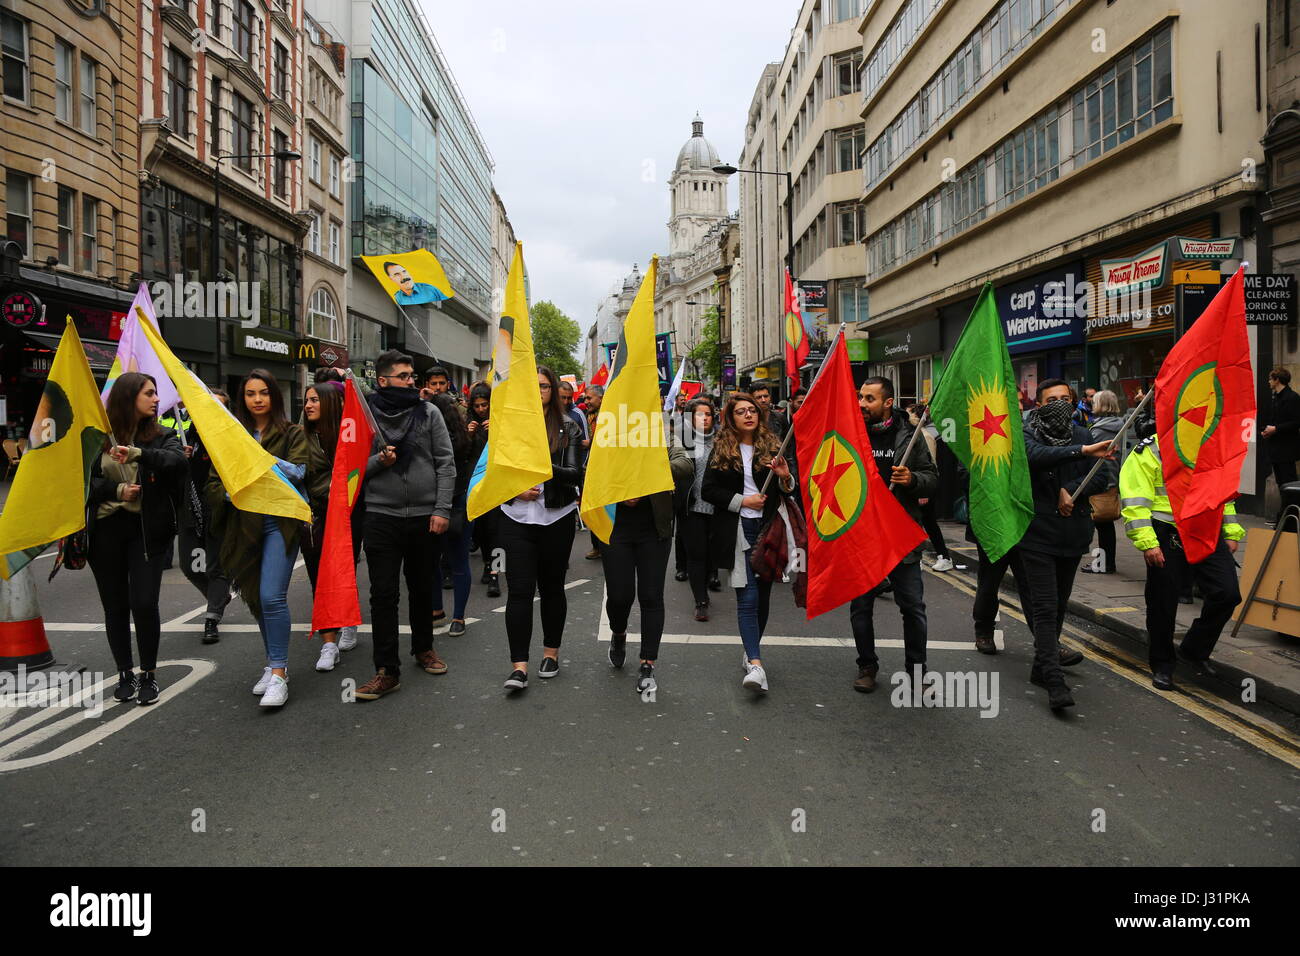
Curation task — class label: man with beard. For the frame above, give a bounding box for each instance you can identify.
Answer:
[850,377,937,693]
[1019,379,1114,711]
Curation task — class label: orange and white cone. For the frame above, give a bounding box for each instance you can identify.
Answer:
[0,564,52,671]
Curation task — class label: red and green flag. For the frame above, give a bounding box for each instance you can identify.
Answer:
[310,377,375,633]
[1155,267,1253,563]
[928,282,1032,562]
[784,269,809,392]
[796,333,926,619]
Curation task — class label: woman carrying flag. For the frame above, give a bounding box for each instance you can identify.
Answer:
[702,393,796,694]
[88,372,188,705]
[207,369,309,708]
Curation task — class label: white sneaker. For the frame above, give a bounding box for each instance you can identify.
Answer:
[259,674,289,707]
[932,556,954,572]
[338,626,358,651]
[252,666,273,695]
[742,663,768,693]
[315,641,340,672]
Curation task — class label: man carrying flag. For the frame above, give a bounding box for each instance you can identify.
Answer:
[581,257,691,696]
[1122,268,1251,690]
[846,374,936,693]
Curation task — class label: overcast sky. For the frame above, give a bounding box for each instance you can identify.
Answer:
[423,0,798,334]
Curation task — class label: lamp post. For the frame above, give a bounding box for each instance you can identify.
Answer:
[211,147,301,386]
[712,162,793,280]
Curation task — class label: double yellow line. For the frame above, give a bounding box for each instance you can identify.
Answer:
[928,566,1300,770]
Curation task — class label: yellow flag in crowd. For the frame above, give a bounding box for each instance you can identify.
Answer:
[580,256,673,542]
[0,322,111,578]
[135,307,310,522]
[466,241,553,521]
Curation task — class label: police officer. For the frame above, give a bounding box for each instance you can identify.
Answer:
[1120,435,1244,690]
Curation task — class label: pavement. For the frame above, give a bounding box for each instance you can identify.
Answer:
[933,515,1300,716]
[1,527,1298,866]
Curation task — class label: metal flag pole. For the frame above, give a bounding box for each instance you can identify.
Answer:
[1067,386,1155,504]
[394,301,442,367]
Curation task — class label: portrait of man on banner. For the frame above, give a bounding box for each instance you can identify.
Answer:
[360,249,456,307]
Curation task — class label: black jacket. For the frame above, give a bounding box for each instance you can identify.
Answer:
[872,409,938,564]
[87,428,188,555]
[701,444,797,571]
[1265,385,1300,463]
[1020,421,1109,556]
[519,418,584,510]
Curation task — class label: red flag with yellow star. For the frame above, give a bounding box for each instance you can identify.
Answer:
[1155,267,1253,563]
[784,269,810,392]
[795,333,926,619]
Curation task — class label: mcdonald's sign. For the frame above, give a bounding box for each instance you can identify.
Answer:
[293,338,320,365]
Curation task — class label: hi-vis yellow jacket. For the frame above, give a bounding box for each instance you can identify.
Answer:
[1119,435,1245,551]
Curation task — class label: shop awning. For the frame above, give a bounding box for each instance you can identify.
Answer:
[24,332,118,371]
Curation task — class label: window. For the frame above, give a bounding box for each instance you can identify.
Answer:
[81,196,97,272]
[329,154,340,196]
[2,12,28,102]
[273,129,289,198]
[209,78,221,154]
[109,77,118,148]
[1072,25,1173,162]
[55,41,73,122]
[833,0,861,24]
[273,41,289,100]
[57,187,75,266]
[836,202,865,245]
[836,126,865,172]
[328,219,341,265]
[111,208,120,278]
[167,46,191,137]
[307,211,321,254]
[79,55,96,135]
[234,1,254,62]
[309,136,321,182]
[833,51,862,97]
[5,170,31,257]
[232,93,254,169]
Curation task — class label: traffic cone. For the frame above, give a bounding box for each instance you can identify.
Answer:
[0,563,52,671]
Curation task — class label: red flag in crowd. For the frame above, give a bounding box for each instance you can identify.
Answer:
[1154,267,1254,563]
[591,363,609,387]
[310,377,375,632]
[784,269,810,392]
[796,333,926,618]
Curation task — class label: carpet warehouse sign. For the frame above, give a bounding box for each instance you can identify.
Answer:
[1101,242,1169,295]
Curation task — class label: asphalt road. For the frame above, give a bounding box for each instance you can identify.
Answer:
[2,535,1298,866]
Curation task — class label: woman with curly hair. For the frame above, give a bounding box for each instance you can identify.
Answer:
[702,392,796,694]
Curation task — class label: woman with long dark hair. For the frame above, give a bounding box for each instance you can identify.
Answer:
[499,365,584,692]
[702,392,795,694]
[87,372,187,705]
[676,398,723,621]
[301,381,361,670]
[430,391,474,636]
[466,382,500,597]
[207,369,308,708]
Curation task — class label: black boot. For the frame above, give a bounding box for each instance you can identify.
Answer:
[202,619,220,645]
[487,574,501,598]
[1047,679,1075,711]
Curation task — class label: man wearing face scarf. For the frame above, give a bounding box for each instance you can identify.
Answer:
[1019,379,1115,712]
[356,349,457,700]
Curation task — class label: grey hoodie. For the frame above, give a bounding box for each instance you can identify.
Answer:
[364,400,456,519]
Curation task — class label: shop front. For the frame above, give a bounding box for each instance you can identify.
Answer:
[866,317,942,409]
[226,325,297,412]
[994,263,1088,407]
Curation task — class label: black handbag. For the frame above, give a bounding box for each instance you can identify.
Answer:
[49,527,88,581]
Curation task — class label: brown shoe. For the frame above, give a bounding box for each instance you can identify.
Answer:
[694,602,709,622]
[974,633,997,655]
[853,664,879,694]
[585,548,601,560]
[356,668,401,700]
[414,649,448,675]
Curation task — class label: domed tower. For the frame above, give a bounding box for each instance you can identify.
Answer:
[668,113,728,257]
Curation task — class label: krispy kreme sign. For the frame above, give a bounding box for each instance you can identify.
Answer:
[1172,236,1240,260]
[1101,241,1169,296]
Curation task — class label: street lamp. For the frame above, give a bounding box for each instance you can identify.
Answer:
[211,147,301,385]
[712,162,794,279]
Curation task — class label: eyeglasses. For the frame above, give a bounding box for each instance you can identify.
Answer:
[539,383,553,390]
[735,408,758,417]
[384,372,415,382]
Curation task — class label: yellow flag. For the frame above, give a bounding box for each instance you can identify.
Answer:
[135,307,311,522]
[0,322,111,578]
[466,242,553,520]
[580,257,673,542]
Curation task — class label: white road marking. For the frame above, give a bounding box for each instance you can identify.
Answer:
[491,578,590,613]
[162,601,210,629]
[42,619,480,634]
[0,658,216,773]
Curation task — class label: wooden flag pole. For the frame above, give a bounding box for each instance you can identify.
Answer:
[1067,386,1154,504]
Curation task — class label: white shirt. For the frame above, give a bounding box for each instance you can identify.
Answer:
[740,444,762,518]
[500,486,577,526]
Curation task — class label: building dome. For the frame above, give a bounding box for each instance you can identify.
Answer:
[676,113,720,172]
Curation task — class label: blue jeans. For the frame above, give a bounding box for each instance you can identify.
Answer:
[258,516,298,669]
[432,506,472,621]
[735,516,771,661]
[850,558,927,671]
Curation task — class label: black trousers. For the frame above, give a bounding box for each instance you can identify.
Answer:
[673,492,689,573]
[1273,460,1298,525]
[602,527,671,661]
[1017,548,1081,685]
[363,512,436,678]
[1093,520,1117,572]
[88,510,168,672]
[682,510,716,606]
[499,512,576,662]
[178,523,231,621]
[973,543,1028,639]
[850,558,927,670]
[918,499,949,557]
[1145,521,1241,672]
[302,506,364,594]
[475,508,498,572]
